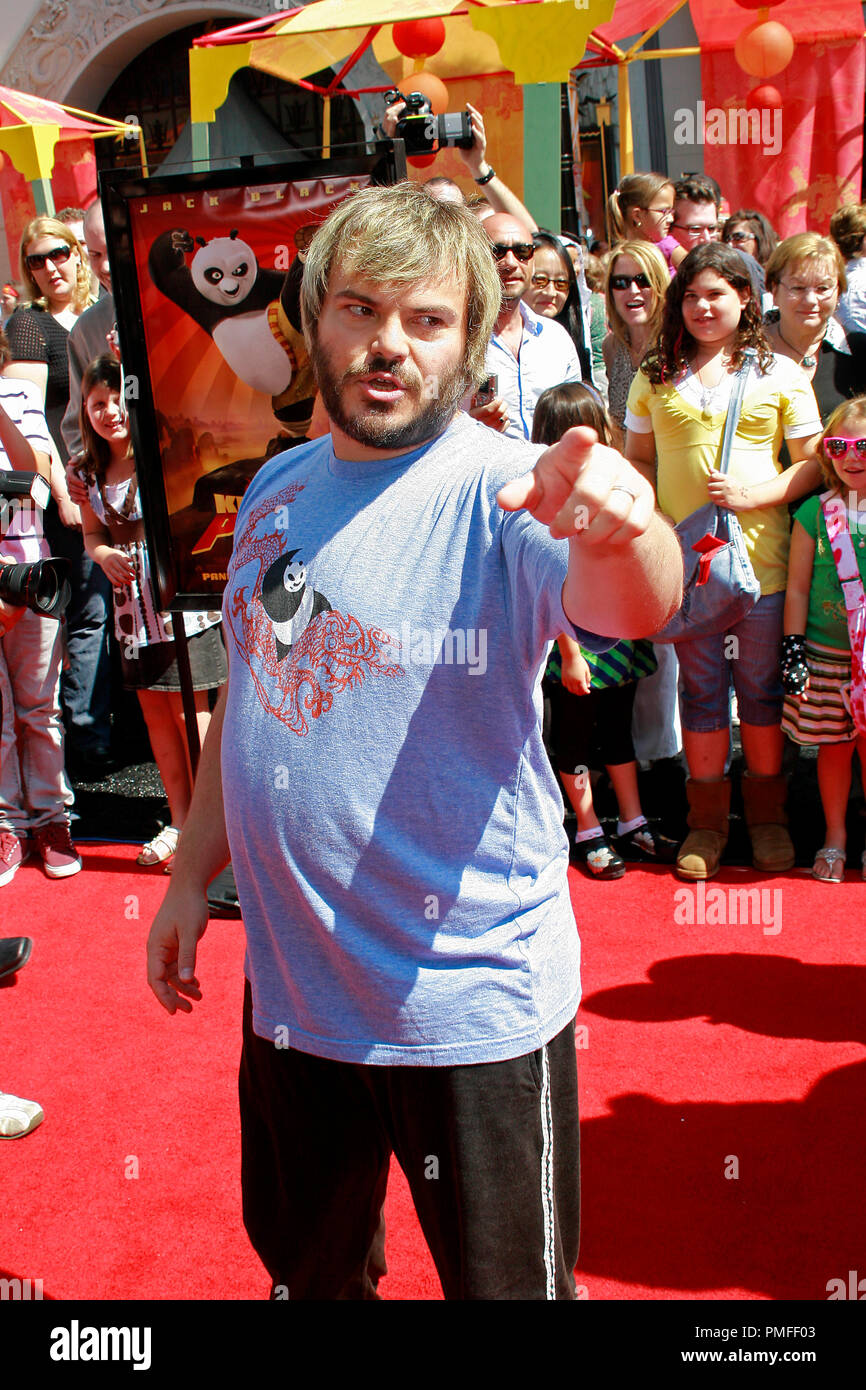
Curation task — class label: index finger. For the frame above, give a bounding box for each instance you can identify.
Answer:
[496,425,598,514]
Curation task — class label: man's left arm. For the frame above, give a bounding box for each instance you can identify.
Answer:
[497,426,682,639]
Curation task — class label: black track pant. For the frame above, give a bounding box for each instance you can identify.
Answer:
[239,981,581,1300]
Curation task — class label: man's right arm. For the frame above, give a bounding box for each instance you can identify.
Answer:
[146,683,231,1014]
[459,104,539,232]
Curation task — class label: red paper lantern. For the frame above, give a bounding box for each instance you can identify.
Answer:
[748,83,783,109]
[392,19,446,60]
[408,151,438,169]
[734,20,795,78]
[405,71,449,114]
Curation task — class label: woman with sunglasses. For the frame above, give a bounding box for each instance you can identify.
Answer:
[721,209,778,268]
[602,240,669,429]
[5,218,104,780]
[603,241,682,769]
[523,232,593,383]
[5,217,93,466]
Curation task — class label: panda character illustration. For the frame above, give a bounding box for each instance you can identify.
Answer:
[148,227,294,397]
[260,549,331,662]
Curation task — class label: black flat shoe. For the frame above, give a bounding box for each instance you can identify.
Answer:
[572,834,626,879]
[617,824,678,864]
[0,937,32,982]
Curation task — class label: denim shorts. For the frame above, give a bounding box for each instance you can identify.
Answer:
[675,592,785,733]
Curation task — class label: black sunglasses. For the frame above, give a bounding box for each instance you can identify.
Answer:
[26,245,74,271]
[490,242,535,263]
[610,273,651,291]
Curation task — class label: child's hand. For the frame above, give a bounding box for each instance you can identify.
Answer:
[101,548,134,588]
[781,634,809,696]
[560,651,592,696]
[707,471,751,510]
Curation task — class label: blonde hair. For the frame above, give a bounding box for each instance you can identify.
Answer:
[300,181,502,390]
[765,233,847,296]
[18,216,91,313]
[608,173,674,243]
[818,396,866,490]
[604,240,669,351]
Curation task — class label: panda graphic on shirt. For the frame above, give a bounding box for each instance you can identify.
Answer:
[260,549,332,662]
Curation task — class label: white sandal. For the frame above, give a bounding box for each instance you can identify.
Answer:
[137,826,179,867]
[812,846,845,882]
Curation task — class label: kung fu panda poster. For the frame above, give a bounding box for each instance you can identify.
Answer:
[101,148,404,610]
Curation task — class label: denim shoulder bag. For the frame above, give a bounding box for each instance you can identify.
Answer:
[652,350,761,643]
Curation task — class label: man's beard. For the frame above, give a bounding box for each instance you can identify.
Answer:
[308,339,470,452]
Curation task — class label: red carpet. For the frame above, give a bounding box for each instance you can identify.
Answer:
[1,846,863,1300]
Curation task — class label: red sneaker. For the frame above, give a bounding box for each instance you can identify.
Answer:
[33,822,81,879]
[0,833,28,887]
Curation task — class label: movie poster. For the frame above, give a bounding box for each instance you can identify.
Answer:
[102,149,404,609]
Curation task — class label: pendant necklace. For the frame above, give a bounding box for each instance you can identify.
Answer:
[777,326,823,370]
[696,359,730,419]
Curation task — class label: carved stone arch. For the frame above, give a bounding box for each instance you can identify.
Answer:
[1,1,272,109]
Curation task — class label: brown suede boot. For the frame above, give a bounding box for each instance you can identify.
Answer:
[742,773,795,872]
[676,778,731,881]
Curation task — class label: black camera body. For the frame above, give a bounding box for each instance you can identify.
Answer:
[384,88,474,156]
[0,471,71,620]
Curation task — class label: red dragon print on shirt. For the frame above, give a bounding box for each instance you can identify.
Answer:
[226,482,404,735]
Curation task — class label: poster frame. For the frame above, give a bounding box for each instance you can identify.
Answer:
[99,141,407,611]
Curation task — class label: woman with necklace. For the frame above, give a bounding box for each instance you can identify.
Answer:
[626,243,824,881]
[764,233,866,424]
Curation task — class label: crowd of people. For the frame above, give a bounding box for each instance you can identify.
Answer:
[420,157,866,886]
[1,93,863,1298]
[2,131,866,894]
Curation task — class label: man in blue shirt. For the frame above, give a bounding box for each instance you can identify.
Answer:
[469,213,582,440]
[147,183,681,1300]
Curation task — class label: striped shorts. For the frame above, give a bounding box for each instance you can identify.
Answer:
[781,640,856,744]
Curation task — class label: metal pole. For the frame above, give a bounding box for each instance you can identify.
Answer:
[170,619,200,776]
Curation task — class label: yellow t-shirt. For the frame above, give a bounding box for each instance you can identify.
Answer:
[626,357,821,595]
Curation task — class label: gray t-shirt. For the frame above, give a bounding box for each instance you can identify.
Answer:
[221,412,599,1064]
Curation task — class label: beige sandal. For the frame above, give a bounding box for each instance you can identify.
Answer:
[812,846,845,883]
[137,826,179,867]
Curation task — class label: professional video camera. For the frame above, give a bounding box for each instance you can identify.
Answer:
[383,88,474,157]
[0,471,71,619]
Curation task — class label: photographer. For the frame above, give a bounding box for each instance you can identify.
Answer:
[381,97,539,231]
[0,325,79,886]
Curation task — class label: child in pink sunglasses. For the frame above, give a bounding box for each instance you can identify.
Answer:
[782,395,866,880]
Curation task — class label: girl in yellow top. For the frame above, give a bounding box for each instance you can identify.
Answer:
[626,242,822,880]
